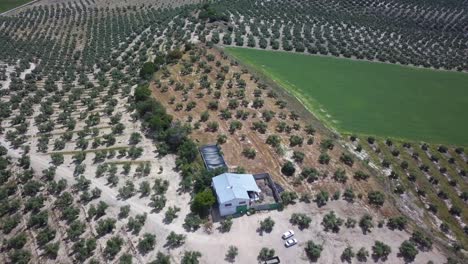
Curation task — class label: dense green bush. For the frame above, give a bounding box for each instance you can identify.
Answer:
[191,188,216,216]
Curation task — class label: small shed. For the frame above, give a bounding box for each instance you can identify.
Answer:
[212,173,261,216]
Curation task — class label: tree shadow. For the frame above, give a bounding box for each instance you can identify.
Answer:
[397,252,415,263]
[371,254,388,262]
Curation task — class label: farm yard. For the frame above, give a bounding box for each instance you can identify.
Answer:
[0,0,467,263]
[225,47,468,145]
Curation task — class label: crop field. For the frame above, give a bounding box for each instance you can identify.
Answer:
[0,0,31,13]
[226,47,468,146]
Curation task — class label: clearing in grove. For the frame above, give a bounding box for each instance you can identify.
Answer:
[225,47,468,146]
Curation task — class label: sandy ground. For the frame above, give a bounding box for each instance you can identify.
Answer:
[0,133,448,263]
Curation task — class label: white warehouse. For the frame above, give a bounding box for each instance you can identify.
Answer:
[212,173,261,216]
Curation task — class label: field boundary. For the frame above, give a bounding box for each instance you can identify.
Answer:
[0,0,38,16]
[220,45,340,141]
[222,44,468,74]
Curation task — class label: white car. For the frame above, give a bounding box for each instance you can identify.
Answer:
[282,230,294,240]
[285,238,298,247]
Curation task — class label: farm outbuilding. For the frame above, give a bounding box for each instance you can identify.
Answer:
[212,173,261,216]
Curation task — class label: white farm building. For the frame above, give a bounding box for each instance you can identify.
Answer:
[212,173,261,216]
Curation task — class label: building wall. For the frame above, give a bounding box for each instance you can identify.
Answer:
[219,198,250,216]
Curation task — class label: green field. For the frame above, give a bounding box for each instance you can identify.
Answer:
[226,47,468,146]
[0,0,31,13]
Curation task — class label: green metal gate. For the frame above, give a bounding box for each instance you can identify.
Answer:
[236,205,247,214]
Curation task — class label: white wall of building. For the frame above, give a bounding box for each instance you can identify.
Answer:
[219,198,250,216]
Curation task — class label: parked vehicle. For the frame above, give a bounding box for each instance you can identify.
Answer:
[281,230,294,240]
[285,238,298,247]
[263,256,281,264]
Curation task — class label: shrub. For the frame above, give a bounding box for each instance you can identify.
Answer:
[28,210,48,228]
[290,213,312,229]
[359,214,373,234]
[138,233,156,254]
[292,151,305,163]
[266,135,281,147]
[67,221,85,241]
[191,188,215,216]
[139,62,156,79]
[118,180,135,199]
[289,135,303,147]
[315,190,329,207]
[181,251,202,264]
[9,249,31,264]
[229,120,242,133]
[119,205,130,219]
[6,233,27,249]
[105,236,123,259]
[345,217,356,228]
[301,167,319,182]
[44,242,59,259]
[165,231,186,248]
[340,153,354,166]
[341,246,355,262]
[305,241,323,261]
[368,191,385,207]
[242,147,256,159]
[387,216,407,230]
[129,132,142,145]
[399,240,418,262]
[119,254,132,264]
[304,124,315,135]
[410,230,432,250]
[257,247,275,261]
[226,246,238,262]
[281,161,296,176]
[183,213,202,232]
[321,211,344,233]
[320,139,334,150]
[449,206,461,216]
[220,216,233,233]
[281,191,298,205]
[356,247,369,262]
[343,187,355,202]
[455,147,464,154]
[333,169,348,183]
[149,252,170,264]
[51,153,64,165]
[96,218,116,237]
[354,171,370,181]
[372,241,391,260]
[164,206,180,224]
[167,49,183,63]
[318,153,330,164]
[259,217,275,233]
[127,213,147,235]
[207,121,219,132]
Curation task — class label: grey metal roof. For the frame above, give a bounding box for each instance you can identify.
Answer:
[212,173,261,203]
[199,144,227,170]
